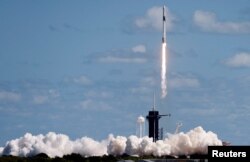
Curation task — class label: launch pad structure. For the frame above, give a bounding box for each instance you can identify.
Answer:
[146,110,170,142]
[146,94,170,142]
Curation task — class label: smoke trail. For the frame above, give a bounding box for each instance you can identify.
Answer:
[0,126,222,157]
[161,42,167,98]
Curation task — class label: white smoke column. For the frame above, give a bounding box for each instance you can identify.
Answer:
[161,42,167,98]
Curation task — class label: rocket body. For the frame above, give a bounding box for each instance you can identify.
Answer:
[162,6,166,43]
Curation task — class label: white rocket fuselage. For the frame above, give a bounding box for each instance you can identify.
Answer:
[162,6,166,43]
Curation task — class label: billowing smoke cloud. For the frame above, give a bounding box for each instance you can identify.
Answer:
[109,126,222,157]
[0,127,222,157]
[107,135,127,156]
[0,132,108,158]
[0,126,222,158]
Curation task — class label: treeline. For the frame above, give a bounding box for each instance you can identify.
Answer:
[0,153,208,162]
[0,153,149,162]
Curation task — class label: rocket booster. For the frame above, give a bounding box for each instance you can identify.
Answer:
[162,5,166,43]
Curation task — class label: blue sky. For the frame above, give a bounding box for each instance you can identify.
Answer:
[0,0,250,145]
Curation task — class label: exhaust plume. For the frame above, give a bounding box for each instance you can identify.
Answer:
[0,126,222,157]
[161,42,167,98]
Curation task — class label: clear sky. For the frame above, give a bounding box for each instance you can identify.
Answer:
[0,0,250,145]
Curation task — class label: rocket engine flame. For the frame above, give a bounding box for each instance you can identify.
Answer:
[161,42,167,98]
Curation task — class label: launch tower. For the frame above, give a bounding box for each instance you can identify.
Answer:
[146,95,170,142]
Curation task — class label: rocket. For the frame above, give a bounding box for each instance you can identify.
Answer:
[162,5,166,43]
